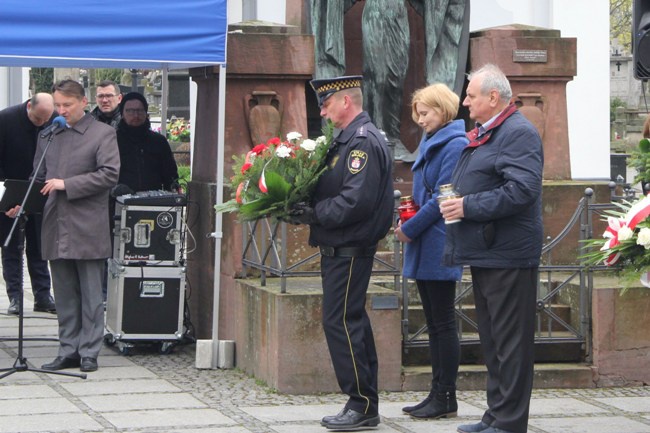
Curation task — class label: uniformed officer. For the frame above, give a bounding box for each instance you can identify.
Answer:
[290,75,394,430]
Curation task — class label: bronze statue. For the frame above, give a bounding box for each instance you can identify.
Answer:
[362,0,411,160]
[310,0,357,79]
[410,0,470,94]
[310,0,469,161]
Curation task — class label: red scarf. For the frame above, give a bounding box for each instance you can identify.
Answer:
[466,103,518,148]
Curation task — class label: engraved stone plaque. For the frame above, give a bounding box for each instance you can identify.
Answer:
[513,49,548,63]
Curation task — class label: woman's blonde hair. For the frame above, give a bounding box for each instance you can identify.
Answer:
[411,83,460,124]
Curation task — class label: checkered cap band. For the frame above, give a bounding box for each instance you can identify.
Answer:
[315,78,362,95]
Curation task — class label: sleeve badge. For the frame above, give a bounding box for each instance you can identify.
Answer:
[348,150,368,174]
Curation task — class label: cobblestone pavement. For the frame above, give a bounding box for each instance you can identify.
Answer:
[1,290,650,433]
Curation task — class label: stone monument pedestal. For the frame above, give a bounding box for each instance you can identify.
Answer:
[188,22,314,341]
[469,25,576,181]
[233,278,402,394]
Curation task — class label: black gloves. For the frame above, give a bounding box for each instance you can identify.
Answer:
[288,202,317,225]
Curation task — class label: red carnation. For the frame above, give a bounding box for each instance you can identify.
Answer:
[252,143,268,155]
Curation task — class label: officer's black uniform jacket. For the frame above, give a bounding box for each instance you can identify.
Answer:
[309,112,394,248]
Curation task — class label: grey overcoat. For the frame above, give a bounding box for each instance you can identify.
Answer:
[34,113,120,260]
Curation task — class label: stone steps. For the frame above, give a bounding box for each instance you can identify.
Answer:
[403,332,584,365]
[405,303,572,334]
[402,363,595,391]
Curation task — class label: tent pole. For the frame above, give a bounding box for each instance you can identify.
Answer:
[161,68,168,135]
[211,64,226,368]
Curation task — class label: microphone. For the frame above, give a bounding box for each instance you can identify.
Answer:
[39,116,67,138]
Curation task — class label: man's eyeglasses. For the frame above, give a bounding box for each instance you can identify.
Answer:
[124,108,146,115]
[96,94,116,100]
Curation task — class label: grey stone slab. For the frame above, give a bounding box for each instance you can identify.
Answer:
[80,392,206,411]
[167,428,252,433]
[102,408,237,429]
[0,412,102,433]
[529,397,609,415]
[594,397,650,412]
[0,384,59,399]
[529,416,650,433]
[88,354,136,366]
[393,418,465,432]
[272,423,403,433]
[2,323,54,330]
[240,404,342,423]
[0,370,41,382]
[0,397,80,416]
[27,353,135,368]
[48,364,158,381]
[61,378,181,396]
[379,401,485,418]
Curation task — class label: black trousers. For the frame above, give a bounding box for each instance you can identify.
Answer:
[471,267,537,433]
[416,279,459,392]
[0,214,51,302]
[321,255,378,415]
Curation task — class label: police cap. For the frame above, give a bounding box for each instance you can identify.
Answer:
[310,75,363,106]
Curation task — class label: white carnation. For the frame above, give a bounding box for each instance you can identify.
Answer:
[315,135,327,146]
[637,227,650,249]
[300,139,317,151]
[617,225,634,241]
[286,131,302,143]
[275,145,292,158]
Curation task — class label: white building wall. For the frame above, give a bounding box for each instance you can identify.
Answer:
[0,67,30,110]
[256,1,286,24]
[470,0,610,180]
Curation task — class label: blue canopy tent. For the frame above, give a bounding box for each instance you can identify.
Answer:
[0,0,229,368]
[0,0,226,69]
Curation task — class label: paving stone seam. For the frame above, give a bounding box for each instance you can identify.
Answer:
[24,367,117,431]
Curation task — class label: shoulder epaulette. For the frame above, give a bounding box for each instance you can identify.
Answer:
[356,125,368,138]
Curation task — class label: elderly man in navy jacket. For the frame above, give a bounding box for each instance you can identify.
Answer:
[441,64,544,433]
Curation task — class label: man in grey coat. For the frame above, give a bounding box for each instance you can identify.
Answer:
[36,79,120,373]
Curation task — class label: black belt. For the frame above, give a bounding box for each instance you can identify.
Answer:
[319,246,377,258]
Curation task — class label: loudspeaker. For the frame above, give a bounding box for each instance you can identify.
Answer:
[634,0,650,79]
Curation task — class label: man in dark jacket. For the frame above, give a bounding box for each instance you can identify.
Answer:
[90,80,122,129]
[440,64,543,433]
[116,92,178,192]
[0,93,56,315]
[292,75,393,430]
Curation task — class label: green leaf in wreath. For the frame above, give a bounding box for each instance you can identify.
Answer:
[264,170,292,199]
[640,138,650,153]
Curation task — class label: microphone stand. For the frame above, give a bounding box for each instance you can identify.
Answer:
[0,129,86,380]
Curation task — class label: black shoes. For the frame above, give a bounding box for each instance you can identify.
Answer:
[322,408,380,430]
[34,296,57,314]
[7,298,20,315]
[41,356,81,370]
[41,356,98,372]
[321,407,347,426]
[410,390,458,419]
[80,357,98,372]
[457,421,490,433]
[402,396,432,414]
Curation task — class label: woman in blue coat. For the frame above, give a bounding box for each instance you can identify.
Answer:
[395,83,467,419]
